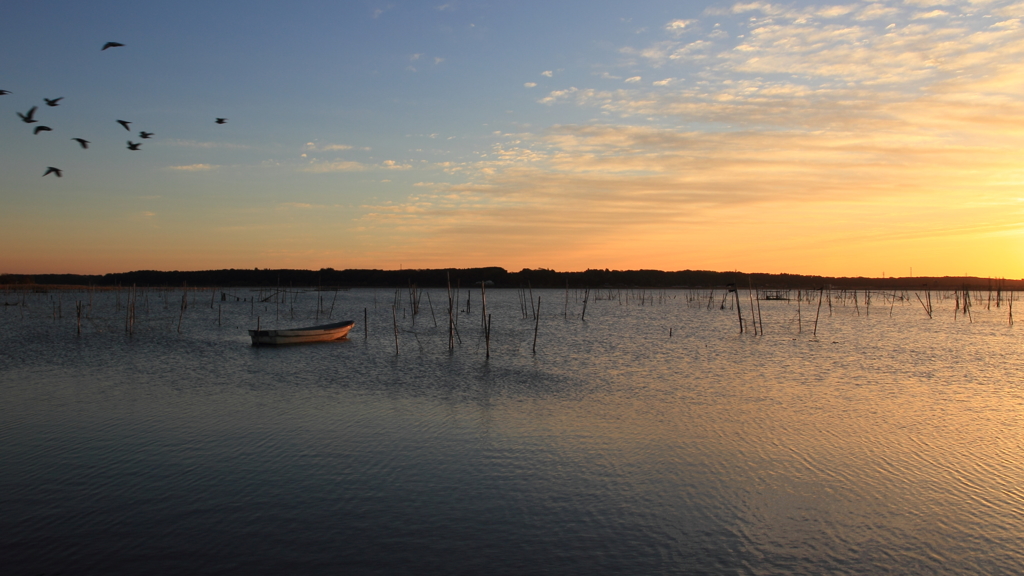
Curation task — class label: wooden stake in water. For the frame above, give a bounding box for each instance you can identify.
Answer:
[447,273,454,351]
[729,284,743,333]
[425,291,437,328]
[755,287,764,335]
[1009,292,1014,326]
[392,305,399,356]
[177,292,186,334]
[747,280,758,335]
[916,292,932,319]
[480,282,488,337]
[532,296,541,354]
[485,313,492,359]
[813,287,824,336]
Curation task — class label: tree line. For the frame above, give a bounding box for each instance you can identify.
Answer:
[3,267,1022,291]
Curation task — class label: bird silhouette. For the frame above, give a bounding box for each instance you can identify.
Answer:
[34,126,52,135]
[0,90,11,95]
[18,106,38,123]
[139,131,154,139]
[102,42,124,50]
[43,167,63,177]
[127,141,141,150]
[44,97,63,107]
[117,119,131,130]
[72,138,90,149]
[215,118,227,124]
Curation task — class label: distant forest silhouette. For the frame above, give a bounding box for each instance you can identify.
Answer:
[2,267,1022,290]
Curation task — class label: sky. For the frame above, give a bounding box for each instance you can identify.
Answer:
[2,0,1023,277]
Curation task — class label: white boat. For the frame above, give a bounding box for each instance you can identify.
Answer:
[249,320,355,346]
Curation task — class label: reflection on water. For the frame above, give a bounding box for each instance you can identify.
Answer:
[2,287,1023,574]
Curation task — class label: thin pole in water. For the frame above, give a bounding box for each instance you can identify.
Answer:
[813,287,824,336]
[392,305,399,356]
[485,313,492,359]
[532,296,541,354]
[425,291,437,328]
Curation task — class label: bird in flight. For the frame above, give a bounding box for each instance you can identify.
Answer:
[43,167,63,177]
[117,119,132,130]
[34,126,52,135]
[127,141,141,150]
[18,106,38,123]
[215,118,227,124]
[102,42,124,50]
[44,97,64,107]
[0,90,11,95]
[139,131,154,139]
[72,138,90,149]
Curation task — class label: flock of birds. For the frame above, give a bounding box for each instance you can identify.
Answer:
[3,42,227,178]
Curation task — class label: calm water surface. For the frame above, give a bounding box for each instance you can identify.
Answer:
[2,287,1023,574]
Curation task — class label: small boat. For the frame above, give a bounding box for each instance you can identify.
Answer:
[249,320,355,346]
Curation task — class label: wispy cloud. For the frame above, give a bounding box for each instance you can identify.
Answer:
[300,159,412,173]
[305,142,355,151]
[665,19,696,36]
[301,160,370,173]
[168,163,219,171]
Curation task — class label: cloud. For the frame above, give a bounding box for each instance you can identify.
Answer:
[539,87,579,104]
[524,82,538,88]
[305,142,354,151]
[542,70,554,77]
[168,164,218,171]
[624,76,642,83]
[665,19,696,36]
[912,9,950,18]
[301,160,370,173]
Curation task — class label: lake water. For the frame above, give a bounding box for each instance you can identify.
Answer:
[2,286,1023,575]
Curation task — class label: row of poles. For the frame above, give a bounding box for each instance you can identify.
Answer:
[4,285,1019,347]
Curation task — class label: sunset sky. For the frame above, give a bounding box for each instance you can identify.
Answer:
[2,0,1023,277]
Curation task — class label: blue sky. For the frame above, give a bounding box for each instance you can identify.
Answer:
[3,0,1024,276]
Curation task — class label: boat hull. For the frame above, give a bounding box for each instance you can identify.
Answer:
[248,320,355,346]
